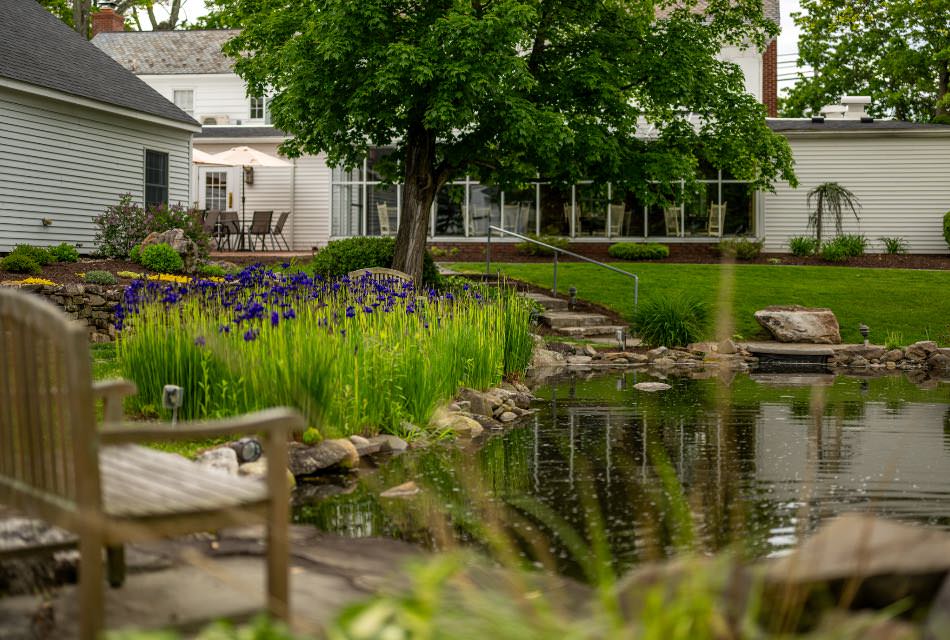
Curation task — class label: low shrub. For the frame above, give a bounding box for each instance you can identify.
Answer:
[310,237,440,285]
[788,236,818,257]
[0,253,41,274]
[607,242,669,260]
[633,295,708,347]
[943,210,950,249]
[878,236,908,254]
[197,263,228,278]
[11,244,53,266]
[714,237,763,260]
[515,234,569,257]
[84,270,117,285]
[129,245,142,264]
[821,234,867,262]
[49,242,80,263]
[139,243,184,274]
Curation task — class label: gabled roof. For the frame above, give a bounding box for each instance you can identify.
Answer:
[767,118,950,133]
[0,0,196,126]
[93,29,238,75]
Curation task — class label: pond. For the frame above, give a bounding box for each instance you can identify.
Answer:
[294,370,950,581]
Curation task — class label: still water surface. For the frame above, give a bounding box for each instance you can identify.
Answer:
[294,371,950,579]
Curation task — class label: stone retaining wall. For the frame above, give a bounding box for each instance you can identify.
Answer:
[2,283,121,343]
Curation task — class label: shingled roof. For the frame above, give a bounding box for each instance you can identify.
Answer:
[656,0,780,26]
[92,30,238,75]
[767,119,950,133]
[0,0,196,126]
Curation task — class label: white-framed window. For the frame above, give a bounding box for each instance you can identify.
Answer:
[250,95,270,123]
[204,170,228,211]
[173,89,194,116]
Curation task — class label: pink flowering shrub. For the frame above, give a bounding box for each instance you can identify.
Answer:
[93,194,209,258]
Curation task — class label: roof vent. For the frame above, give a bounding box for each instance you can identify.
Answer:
[811,116,825,124]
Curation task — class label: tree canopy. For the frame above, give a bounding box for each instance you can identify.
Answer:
[782,0,950,122]
[40,0,194,36]
[219,0,795,280]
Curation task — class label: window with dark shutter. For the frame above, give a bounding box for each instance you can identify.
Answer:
[145,150,169,207]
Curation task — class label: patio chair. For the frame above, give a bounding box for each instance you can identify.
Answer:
[218,211,242,250]
[708,202,726,237]
[376,203,393,236]
[270,211,291,250]
[0,288,304,639]
[609,204,626,237]
[203,209,223,249]
[468,206,491,236]
[247,210,274,251]
[664,206,681,236]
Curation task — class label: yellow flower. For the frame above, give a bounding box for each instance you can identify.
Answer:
[20,277,56,285]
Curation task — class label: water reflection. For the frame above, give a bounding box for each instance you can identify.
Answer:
[294,371,950,581]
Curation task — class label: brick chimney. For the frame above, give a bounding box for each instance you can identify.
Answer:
[762,39,778,117]
[92,8,125,36]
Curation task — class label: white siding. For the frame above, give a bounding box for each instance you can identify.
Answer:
[763,133,950,254]
[719,45,763,103]
[0,87,191,253]
[141,74,262,127]
[292,154,333,250]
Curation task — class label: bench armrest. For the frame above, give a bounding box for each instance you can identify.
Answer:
[98,407,305,445]
[93,379,138,424]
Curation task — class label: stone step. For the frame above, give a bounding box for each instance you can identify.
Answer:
[520,292,568,311]
[558,325,629,338]
[541,311,612,328]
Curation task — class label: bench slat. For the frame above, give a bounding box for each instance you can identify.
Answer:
[100,446,267,518]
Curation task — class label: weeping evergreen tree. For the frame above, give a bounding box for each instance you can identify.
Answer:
[807,182,861,247]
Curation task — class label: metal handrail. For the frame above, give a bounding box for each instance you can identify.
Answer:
[485,225,638,310]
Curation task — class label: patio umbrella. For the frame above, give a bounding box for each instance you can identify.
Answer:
[191,148,223,164]
[208,146,291,246]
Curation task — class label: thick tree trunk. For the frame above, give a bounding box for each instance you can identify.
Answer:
[393,125,444,283]
[936,60,949,119]
[72,0,91,37]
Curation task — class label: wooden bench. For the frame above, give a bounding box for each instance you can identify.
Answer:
[0,288,305,639]
[346,267,413,284]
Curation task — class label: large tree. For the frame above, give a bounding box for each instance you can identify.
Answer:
[220,0,794,281]
[41,0,192,36]
[782,0,950,122]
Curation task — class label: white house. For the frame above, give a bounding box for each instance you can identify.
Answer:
[0,2,199,254]
[92,4,950,254]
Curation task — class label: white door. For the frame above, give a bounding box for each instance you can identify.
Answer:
[198,167,235,211]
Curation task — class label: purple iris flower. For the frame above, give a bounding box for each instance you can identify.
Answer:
[271,311,280,327]
[194,336,206,347]
[345,306,355,318]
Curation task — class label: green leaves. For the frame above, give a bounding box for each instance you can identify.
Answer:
[783,0,950,122]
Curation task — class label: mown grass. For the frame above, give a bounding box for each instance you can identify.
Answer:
[453,262,950,345]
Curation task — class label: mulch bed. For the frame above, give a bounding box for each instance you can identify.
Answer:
[496,243,950,269]
[3,244,947,288]
[0,259,149,286]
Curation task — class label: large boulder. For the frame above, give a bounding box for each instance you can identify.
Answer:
[754,306,841,344]
[140,228,200,273]
[287,439,360,476]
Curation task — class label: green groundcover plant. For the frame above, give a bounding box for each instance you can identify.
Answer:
[116,265,533,437]
[633,295,708,347]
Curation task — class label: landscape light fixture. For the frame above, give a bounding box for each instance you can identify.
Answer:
[231,438,263,463]
[616,327,626,351]
[859,323,870,346]
[568,286,577,310]
[162,384,184,426]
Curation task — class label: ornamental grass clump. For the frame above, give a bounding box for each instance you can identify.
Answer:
[116,265,533,438]
[632,295,708,347]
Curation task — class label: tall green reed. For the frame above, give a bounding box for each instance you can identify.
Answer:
[115,266,534,438]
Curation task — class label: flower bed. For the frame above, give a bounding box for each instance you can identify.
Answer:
[116,265,534,438]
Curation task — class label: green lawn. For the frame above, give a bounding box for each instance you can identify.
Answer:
[451,262,950,345]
